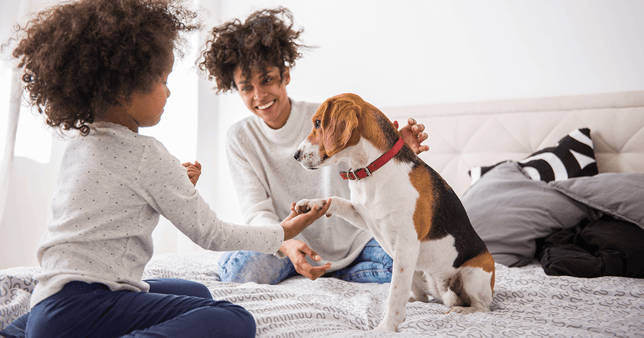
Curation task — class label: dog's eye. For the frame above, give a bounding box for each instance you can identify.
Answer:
[314,120,321,128]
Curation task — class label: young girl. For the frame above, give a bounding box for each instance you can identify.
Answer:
[7,0,329,337]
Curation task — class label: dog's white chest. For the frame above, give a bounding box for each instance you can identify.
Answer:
[349,162,419,255]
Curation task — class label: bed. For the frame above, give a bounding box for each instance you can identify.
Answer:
[2,90,644,337]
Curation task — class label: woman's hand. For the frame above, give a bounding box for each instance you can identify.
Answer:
[394,118,429,154]
[182,160,202,186]
[279,239,332,280]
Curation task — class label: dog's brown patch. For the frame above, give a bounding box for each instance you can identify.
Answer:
[462,251,496,290]
[409,166,435,241]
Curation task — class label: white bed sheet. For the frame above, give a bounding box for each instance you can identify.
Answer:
[2,251,643,337]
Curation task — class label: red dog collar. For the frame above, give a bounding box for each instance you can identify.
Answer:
[340,137,405,180]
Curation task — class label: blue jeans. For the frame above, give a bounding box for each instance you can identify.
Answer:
[218,238,393,284]
[1,278,254,338]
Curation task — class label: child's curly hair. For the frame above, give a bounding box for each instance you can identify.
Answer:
[12,0,200,136]
[199,7,310,94]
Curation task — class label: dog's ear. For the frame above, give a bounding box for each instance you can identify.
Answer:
[322,99,360,157]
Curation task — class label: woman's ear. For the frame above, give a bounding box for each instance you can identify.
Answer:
[283,67,291,86]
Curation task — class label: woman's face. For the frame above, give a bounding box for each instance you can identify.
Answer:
[234,66,291,129]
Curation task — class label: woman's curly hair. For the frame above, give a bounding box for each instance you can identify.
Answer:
[199,7,310,94]
[12,0,200,136]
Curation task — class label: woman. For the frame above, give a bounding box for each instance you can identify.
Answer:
[199,7,429,284]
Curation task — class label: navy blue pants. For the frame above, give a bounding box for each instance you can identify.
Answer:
[2,278,254,338]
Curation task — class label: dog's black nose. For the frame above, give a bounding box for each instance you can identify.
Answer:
[293,150,301,161]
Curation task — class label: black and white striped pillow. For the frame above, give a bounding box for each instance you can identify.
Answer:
[469,128,598,184]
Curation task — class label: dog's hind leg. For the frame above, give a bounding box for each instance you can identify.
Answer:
[424,271,465,309]
[375,240,419,332]
[447,267,493,315]
[409,270,429,302]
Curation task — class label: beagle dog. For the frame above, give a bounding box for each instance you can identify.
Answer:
[293,93,495,332]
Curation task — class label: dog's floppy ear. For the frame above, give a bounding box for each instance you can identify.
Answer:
[322,98,360,157]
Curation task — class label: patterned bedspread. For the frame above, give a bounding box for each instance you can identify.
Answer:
[2,251,643,337]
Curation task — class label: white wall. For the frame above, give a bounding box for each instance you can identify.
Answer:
[2,0,644,268]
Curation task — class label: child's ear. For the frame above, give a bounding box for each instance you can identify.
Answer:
[283,67,291,85]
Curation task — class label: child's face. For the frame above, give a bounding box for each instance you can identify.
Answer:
[234,66,291,129]
[127,59,174,131]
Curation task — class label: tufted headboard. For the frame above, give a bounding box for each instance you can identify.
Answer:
[382,91,644,196]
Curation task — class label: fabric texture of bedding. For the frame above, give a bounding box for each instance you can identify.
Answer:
[2,251,644,337]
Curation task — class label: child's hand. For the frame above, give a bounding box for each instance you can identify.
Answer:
[182,160,202,186]
[281,199,332,241]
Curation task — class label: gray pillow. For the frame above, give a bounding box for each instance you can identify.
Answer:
[461,162,588,267]
[549,173,644,230]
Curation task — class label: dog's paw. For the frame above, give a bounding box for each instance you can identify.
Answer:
[442,289,463,307]
[446,305,485,315]
[295,199,328,215]
[409,292,429,303]
[374,321,398,332]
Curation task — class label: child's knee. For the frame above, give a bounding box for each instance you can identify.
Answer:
[195,303,256,338]
[187,281,212,299]
[223,305,256,338]
[146,278,212,299]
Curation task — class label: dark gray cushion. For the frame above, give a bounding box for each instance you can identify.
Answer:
[549,173,644,229]
[462,162,588,267]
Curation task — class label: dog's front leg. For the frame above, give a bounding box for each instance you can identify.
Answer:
[295,196,369,231]
[375,238,420,332]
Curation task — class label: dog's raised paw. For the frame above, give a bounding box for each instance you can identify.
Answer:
[295,199,326,214]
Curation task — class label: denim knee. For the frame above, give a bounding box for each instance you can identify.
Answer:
[218,251,295,284]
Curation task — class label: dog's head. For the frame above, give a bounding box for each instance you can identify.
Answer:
[294,93,365,169]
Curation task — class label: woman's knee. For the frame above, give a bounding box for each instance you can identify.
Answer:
[218,251,293,284]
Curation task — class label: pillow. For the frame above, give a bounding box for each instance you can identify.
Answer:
[469,128,598,184]
[461,161,589,267]
[549,173,644,229]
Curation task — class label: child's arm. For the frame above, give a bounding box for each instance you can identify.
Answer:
[182,161,201,186]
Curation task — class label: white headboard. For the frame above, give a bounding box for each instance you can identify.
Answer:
[382,91,644,196]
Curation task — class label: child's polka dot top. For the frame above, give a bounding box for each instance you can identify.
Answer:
[31,122,283,308]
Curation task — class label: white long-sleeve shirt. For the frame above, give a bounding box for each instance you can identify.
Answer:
[226,100,373,272]
[31,122,284,307]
